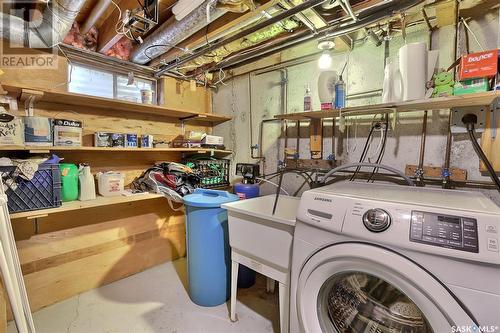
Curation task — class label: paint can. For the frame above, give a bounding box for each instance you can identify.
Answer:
[53,119,82,147]
[141,134,153,148]
[126,134,138,148]
[94,132,113,147]
[111,133,126,147]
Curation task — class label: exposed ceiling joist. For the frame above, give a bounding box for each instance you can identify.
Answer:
[97,0,138,53]
[279,0,327,30]
[150,0,279,67]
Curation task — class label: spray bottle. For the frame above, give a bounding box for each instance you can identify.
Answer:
[334,75,346,109]
[304,84,312,111]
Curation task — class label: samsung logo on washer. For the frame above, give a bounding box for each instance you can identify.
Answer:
[314,197,332,203]
[452,325,499,333]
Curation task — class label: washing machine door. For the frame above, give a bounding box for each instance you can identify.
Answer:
[296,243,476,333]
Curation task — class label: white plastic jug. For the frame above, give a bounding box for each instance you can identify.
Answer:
[96,172,125,197]
[78,164,96,201]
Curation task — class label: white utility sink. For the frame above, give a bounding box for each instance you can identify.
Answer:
[223,194,300,332]
[222,194,300,272]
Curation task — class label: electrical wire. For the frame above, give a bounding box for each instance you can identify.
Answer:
[466,127,500,193]
[350,123,376,181]
[367,114,389,182]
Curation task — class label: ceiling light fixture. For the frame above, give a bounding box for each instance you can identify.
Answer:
[317,40,335,70]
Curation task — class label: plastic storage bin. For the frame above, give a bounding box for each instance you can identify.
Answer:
[0,164,62,213]
[183,189,239,306]
[183,159,230,189]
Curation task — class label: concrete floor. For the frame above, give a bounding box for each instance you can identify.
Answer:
[8,258,279,333]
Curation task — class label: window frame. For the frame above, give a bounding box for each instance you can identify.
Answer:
[68,62,158,104]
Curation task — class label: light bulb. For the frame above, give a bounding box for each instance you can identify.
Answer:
[318,50,332,70]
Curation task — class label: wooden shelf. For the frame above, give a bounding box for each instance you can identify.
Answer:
[3,84,232,125]
[275,92,500,120]
[10,193,166,219]
[0,146,232,155]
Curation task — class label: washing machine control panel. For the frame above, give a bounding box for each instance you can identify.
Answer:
[409,211,478,253]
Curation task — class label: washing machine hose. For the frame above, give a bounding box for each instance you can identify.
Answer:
[321,162,415,186]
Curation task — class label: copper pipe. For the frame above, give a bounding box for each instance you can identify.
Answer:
[416,111,428,184]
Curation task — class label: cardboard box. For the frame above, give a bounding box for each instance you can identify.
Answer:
[201,134,224,146]
[459,49,499,80]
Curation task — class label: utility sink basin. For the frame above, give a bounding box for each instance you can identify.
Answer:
[222,195,300,272]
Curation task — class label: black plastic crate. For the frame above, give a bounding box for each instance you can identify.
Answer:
[184,159,230,189]
[0,164,62,213]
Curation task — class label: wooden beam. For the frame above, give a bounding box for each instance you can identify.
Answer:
[150,0,278,66]
[309,119,323,159]
[459,0,500,20]
[435,0,457,28]
[97,0,137,53]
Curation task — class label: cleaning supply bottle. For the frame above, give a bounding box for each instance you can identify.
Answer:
[59,163,79,202]
[304,84,312,111]
[78,164,96,201]
[334,76,346,109]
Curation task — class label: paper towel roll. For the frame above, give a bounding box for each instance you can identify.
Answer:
[399,42,428,101]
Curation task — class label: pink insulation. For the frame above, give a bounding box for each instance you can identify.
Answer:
[63,22,98,51]
[106,36,133,61]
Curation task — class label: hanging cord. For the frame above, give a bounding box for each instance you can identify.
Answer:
[462,114,500,193]
[350,123,377,181]
[346,117,358,154]
[367,114,389,182]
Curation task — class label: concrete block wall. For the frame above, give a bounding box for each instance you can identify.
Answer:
[213,12,500,204]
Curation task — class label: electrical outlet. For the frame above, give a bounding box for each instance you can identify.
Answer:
[450,106,487,133]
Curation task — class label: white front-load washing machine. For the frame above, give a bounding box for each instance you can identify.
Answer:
[290,181,500,333]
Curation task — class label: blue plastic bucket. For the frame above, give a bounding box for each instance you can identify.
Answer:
[183,189,239,306]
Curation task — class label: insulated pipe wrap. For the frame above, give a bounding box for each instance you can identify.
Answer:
[131,0,227,64]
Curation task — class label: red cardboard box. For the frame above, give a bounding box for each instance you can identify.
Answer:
[459,49,499,80]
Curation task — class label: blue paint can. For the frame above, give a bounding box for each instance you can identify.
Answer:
[126,134,138,148]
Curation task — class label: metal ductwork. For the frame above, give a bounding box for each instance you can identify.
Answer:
[130,0,227,64]
[0,0,86,48]
[155,0,328,76]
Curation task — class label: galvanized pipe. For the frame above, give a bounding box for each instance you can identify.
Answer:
[155,0,328,75]
[207,0,423,73]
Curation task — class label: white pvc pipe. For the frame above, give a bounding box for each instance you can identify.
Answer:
[0,181,36,333]
[0,241,28,333]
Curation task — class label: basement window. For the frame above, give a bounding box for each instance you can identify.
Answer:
[68,63,156,104]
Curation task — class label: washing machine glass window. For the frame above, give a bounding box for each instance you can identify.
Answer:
[317,272,433,333]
